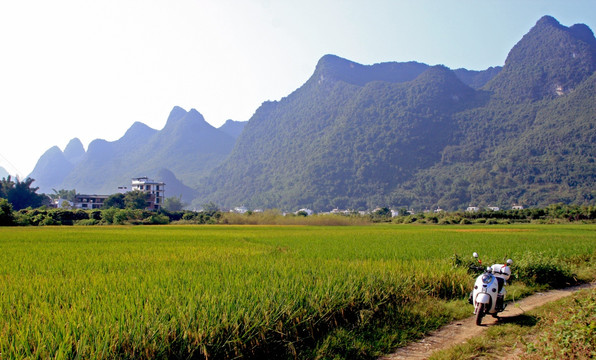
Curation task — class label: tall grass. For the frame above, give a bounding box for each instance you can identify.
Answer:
[219,211,371,226]
[0,224,594,359]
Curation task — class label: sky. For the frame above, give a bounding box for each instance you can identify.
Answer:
[1,0,595,178]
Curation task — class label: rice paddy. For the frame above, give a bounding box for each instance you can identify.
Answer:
[0,224,594,359]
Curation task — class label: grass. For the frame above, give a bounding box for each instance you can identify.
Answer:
[0,224,594,359]
[428,287,596,360]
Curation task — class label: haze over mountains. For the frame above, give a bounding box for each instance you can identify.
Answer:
[29,16,596,211]
[29,108,242,204]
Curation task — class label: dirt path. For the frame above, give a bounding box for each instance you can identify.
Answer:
[380,282,596,360]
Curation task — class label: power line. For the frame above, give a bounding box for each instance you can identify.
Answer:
[0,152,24,179]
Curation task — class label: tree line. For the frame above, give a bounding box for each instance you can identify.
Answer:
[1,176,595,227]
[0,176,189,226]
[1,201,595,227]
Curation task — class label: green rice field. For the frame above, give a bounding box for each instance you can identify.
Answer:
[0,224,594,359]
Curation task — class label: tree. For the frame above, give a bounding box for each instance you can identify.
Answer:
[1,176,47,210]
[201,201,220,213]
[124,190,150,210]
[0,198,14,226]
[164,196,186,211]
[0,176,14,199]
[373,207,391,217]
[103,193,126,209]
[50,189,77,202]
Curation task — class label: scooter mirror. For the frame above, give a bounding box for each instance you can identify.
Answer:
[507,259,513,265]
[473,252,478,258]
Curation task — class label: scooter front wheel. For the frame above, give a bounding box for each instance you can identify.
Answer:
[475,303,485,326]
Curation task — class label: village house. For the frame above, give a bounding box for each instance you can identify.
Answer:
[62,177,165,211]
[232,206,248,214]
[131,177,165,211]
[73,194,109,209]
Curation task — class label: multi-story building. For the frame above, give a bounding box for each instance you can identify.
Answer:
[131,177,165,210]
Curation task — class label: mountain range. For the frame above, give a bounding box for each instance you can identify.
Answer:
[29,109,245,204]
[29,16,596,211]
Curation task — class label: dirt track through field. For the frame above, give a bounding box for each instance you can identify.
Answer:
[380,282,596,360]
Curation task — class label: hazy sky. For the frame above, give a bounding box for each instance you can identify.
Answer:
[1,0,595,177]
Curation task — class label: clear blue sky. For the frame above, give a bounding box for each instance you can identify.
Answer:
[1,0,595,177]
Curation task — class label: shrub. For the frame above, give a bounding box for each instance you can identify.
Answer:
[143,214,170,225]
[162,210,184,222]
[426,216,439,224]
[49,209,85,225]
[515,254,577,288]
[40,217,60,226]
[14,209,49,226]
[438,218,451,225]
[182,212,196,221]
[74,219,99,226]
[402,215,417,224]
[111,209,148,225]
[89,210,102,221]
[101,208,118,224]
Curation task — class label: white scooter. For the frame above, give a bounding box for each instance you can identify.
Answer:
[469,252,513,325]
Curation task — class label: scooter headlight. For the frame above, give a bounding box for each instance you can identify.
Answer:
[481,274,492,284]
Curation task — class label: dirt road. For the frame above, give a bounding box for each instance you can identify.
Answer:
[380,282,595,360]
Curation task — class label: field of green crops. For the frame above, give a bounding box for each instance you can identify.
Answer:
[0,224,594,359]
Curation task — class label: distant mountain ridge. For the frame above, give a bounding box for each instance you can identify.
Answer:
[63,138,85,165]
[29,107,237,204]
[219,119,248,138]
[0,166,9,179]
[486,15,596,101]
[29,15,596,211]
[314,54,501,89]
[195,15,596,211]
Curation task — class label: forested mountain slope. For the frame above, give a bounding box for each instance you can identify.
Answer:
[197,16,596,211]
[29,16,595,211]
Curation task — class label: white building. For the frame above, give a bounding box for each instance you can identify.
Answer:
[73,194,109,209]
[53,198,73,209]
[232,206,248,214]
[131,177,165,211]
